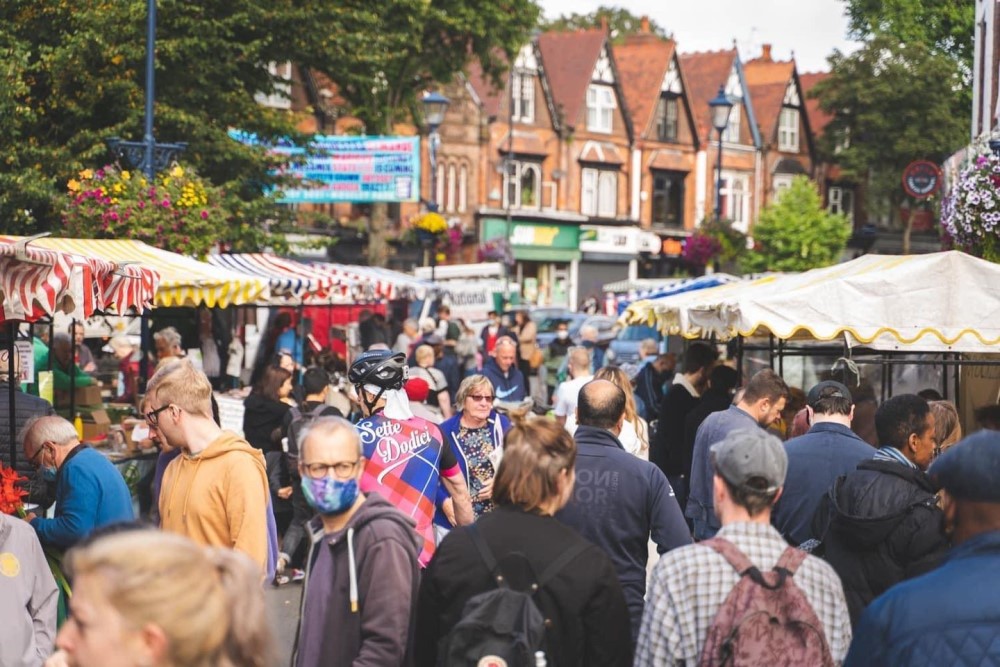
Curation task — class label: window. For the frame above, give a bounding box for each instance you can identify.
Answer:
[721,103,740,143]
[512,71,535,123]
[502,160,541,209]
[586,85,615,133]
[458,165,468,213]
[255,62,293,110]
[828,186,854,224]
[654,94,679,142]
[436,164,445,208]
[446,164,457,213]
[772,174,794,200]
[720,171,750,230]
[582,168,617,217]
[651,171,685,228]
[778,107,800,152]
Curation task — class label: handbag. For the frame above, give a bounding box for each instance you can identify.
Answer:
[529,347,545,370]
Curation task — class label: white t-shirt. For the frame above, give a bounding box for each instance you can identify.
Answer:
[565,417,649,457]
[553,374,594,418]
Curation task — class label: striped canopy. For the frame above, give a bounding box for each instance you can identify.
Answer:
[23,239,269,308]
[0,237,159,323]
[317,263,439,300]
[207,253,358,303]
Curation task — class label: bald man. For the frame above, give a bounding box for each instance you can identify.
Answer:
[553,346,593,426]
[556,379,691,644]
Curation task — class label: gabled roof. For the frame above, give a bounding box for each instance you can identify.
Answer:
[743,48,796,143]
[679,49,737,141]
[536,28,608,130]
[614,35,674,138]
[466,57,506,120]
[799,71,833,137]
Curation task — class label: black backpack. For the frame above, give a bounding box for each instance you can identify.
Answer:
[286,403,329,464]
[438,525,587,667]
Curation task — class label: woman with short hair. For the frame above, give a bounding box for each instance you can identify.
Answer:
[416,419,632,667]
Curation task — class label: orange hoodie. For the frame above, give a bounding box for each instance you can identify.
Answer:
[159,431,269,570]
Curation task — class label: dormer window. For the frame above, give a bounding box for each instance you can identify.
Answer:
[778,107,799,151]
[654,94,679,142]
[587,85,615,133]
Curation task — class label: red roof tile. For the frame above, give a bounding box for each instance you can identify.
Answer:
[799,71,833,137]
[537,28,608,130]
[743,58,796,142]
[679,49,736,141]
[614,35,675,139]
[466,58,506,119]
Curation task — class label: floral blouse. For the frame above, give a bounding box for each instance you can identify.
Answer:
[457,423,498,518]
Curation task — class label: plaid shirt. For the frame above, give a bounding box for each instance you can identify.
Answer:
[634,521,852,666]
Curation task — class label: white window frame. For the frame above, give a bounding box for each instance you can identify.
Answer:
[458,164,468,213]
[720,171,750,231]
[772,174,794,201]
[721,103,741,143]
[586,85,615,133]
[581,167,617,217]
[512,70,535,123]
[255,62,293,110]
[502,160,541,210]
[446,164,457,213]
[778,107,800,152]
[436,163,445,208]
[828,186,854,224]
[655,94,679,142]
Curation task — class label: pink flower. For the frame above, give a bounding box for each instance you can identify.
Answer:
[200,210,208,219]
[161,199,170,208]
[137,201,145,209]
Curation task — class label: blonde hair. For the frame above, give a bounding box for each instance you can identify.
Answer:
[493,419,576,513]
[455,375,493,407]
[147,358,213,419]
[595,366,639,428]
[66,531,273,667]
[930,400,962,454]
[415,344,435,366]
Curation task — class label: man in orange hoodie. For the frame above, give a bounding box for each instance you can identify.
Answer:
[147,359,270,571]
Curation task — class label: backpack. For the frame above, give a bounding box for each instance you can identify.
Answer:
[286,403,329,464]
[697,538,835,667]
[438,525,588,667]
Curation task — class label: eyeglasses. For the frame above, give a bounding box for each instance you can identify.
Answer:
[28,445,47,469]
[302,460,360,480]
[467,394,494,403]
[145,404,172,427]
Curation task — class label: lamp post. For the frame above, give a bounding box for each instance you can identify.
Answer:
[421,91,450,282]
[709,86,734,221]
[106,0,186,177]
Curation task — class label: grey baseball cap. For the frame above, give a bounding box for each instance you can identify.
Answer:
[710,428,787,493]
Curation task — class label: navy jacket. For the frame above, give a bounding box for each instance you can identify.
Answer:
[556,425,691,643]
[772,421,874,545]
[480,358,526,402]
[846,530,1000,667]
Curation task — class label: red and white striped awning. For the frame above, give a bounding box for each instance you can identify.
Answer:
[317,263,439,300]
[0,236,159,323]
[207,253,359,303]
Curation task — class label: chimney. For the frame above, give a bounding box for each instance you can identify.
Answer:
[600,15,609,33]
[640,16,650,33]
[761,43,772,62]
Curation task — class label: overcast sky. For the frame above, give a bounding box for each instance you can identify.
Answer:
[539,0,861,73]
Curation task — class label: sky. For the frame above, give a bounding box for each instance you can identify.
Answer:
[538,0,861,73]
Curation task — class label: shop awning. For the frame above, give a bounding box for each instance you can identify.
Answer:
[0,237,159,322]
[207,253,357,304]
[317,263,439,300]
[24,239,269,308]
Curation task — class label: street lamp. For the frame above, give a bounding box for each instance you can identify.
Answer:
[709,86,734,221]
[106,0,186,178]
[421,91,450,281]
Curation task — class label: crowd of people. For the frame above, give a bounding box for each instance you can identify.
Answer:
[6,308,1000,667]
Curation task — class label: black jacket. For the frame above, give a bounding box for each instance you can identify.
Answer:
[812,458,949,626]
[242,393,290,452]
[682,387,732,462]
[416,505,632,667]
[650,382,698,477]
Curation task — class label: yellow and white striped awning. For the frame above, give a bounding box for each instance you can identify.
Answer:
[26,239,270,308]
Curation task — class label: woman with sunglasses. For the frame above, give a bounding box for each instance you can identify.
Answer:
[434,375,511,536]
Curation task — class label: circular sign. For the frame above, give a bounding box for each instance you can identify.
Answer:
[902,161,942,199]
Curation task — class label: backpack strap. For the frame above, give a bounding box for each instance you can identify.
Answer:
[289,405,303,422]
[774,545,809,577]
[700,537,756,575]
[536,541,590,588]
[467,525,505,588]
[309,403,329,419]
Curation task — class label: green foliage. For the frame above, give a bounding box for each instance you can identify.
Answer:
[698,217,747,266]
[740,177,850,273]
[542,6,669,42]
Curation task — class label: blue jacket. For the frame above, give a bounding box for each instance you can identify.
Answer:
[433,410,511,529]
[556,425,692,642]
[772,421,874,545]
[845,530,1000,667]
[480,358,526,402]
[31,446,134,550]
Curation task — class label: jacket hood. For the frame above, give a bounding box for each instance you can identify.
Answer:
[193,430,267,465]
[826,460,937,547]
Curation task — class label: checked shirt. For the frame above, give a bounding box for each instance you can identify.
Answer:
[634,521,852,666]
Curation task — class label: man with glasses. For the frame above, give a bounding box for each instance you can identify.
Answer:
[20,415,133,550]
[147,358,271,571]
[291,416,421,667]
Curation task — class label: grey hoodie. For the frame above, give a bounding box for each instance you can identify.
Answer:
[292,492,421,667]
[0,514,58,667]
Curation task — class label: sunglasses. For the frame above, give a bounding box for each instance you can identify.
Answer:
[467,394,494,403]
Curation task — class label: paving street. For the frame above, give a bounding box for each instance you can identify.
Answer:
[267,583,303,665]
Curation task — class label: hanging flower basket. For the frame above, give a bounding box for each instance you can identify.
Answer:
[941,153,1000,262]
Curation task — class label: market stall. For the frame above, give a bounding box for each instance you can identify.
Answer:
[207,252,358,304]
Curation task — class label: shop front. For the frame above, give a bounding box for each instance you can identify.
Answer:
[577,225,662,304]
[638,229,690,278]
[480,217,581,308]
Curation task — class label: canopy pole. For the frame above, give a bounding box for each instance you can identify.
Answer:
[139,312,150,395]
[69,318,77,420]
[8,322,17,468]
[954,353,961,411]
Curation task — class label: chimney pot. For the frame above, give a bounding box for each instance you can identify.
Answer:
[640,16,650,33]
[762,43,772,61]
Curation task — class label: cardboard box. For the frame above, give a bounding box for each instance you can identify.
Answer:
[56,384,104,407]
[81,409,110,442]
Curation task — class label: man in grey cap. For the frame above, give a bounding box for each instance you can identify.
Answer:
[846,430,1000,666]
[635,428,852,665]
[772,380,874,546]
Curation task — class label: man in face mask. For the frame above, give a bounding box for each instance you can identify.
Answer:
[291,416,421,667]
[20,415,133,550]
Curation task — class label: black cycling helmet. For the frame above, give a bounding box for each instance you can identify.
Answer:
[349,350,408,412]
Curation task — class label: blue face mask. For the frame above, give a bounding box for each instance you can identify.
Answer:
[42,466,57,483]
[301,475,359,516]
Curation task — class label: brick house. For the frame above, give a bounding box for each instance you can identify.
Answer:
[680,48,763,233]
[743,45,816,208]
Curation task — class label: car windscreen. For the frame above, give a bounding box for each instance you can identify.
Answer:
[537,316,580,332]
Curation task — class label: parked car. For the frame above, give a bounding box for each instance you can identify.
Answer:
[605,324,663,367]
[535,313,619,349]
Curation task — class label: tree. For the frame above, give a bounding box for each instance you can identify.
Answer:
[811,33,968,252]
[543,6,669,42]
[301,0,540,265]
[740,177,850,273]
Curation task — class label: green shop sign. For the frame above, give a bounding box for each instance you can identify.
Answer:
[481,218,580,262]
